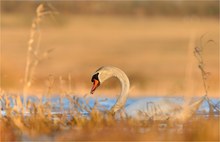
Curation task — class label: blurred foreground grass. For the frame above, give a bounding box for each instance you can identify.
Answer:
[0,94,219,141]
[1,115,219,141]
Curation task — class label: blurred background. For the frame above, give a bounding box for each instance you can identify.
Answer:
[1,1,219,97]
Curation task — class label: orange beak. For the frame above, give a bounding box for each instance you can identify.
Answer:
[90,79,100,94]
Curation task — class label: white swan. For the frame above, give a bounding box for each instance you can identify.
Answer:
[90,66,206,121]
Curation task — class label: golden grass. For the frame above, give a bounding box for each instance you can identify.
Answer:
[0,94,219,141]
[56,117,220,141]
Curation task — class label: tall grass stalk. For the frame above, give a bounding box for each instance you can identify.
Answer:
[194,35,219,113]
[23,4,57,110]
[194,35,211,96]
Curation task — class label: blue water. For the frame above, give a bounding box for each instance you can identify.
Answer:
[1,95,219,116]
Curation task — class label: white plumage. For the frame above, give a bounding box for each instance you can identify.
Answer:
[91,66,205,121]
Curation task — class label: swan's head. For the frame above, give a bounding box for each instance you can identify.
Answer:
[90,66,114,94]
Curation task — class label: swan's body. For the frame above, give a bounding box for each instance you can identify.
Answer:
[90,66,205,121]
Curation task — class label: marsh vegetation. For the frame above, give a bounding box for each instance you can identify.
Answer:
[1,1,219,141]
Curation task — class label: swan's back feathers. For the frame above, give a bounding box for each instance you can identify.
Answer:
[125,96,206,121]
[125,99,182,120]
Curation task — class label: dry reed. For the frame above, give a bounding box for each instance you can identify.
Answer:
[194,35,219,113]
[23,3,57,109]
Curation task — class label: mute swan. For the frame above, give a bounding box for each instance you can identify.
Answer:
[90,66,205,121]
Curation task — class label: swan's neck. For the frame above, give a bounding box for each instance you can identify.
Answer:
[110,67,130,113]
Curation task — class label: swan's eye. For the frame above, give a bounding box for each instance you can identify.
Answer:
[91,73,99,82]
